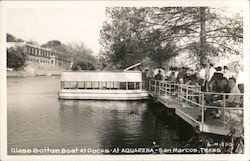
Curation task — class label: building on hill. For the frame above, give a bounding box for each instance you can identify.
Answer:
[7,42,70,68]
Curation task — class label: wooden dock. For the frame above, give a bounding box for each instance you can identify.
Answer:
[148,80,243,137]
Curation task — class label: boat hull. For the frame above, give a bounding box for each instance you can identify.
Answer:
[58,89,149,100]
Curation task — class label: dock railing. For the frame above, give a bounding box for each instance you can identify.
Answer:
[175,84,243,131]
[159,81,176,96]
[149,80,175,96]
[149,80,244,132]
[203,92,244,125]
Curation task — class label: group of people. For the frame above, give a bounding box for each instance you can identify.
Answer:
[145,62,244,119]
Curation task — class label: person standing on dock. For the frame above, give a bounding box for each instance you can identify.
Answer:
[207,63,216,82]
[154,70,163,94]
[155,69,163,80]
[173,67,179,82]
[207,66,223,92]
[233,64,244,93]
[142,68,150,90]
[223,65,232,80]
[166,66,174,81]
[197,64,207,91]
[177,67,188,84]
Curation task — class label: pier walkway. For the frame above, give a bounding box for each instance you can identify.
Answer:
[148,80,244,137]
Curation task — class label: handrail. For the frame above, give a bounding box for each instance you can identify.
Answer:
[149,79,244,131]
[123,63,141,71]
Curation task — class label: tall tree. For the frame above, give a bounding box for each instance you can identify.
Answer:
[40,40,97,70]
[7,46,27,70]
[41,40,70,61]
[146,7,243,64]
[7,33,24,42]
[41,40,68,53]
[65,42,97,70]
[99,7,178,69]
[199,7,207,63]
[99,7,145,69]
[99,7,243,69]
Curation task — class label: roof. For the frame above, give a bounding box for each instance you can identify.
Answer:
[61,71,142,82]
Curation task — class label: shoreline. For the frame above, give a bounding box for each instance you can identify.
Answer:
[7,71,62,78]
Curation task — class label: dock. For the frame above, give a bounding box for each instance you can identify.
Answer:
[148,80,244,137]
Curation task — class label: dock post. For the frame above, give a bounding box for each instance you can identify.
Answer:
[154,80,157,94]
[164,82,167,95]
[149,80,151,92]
[158,81,161,95]
[159,81,161,95]
[151,80,153,92]
[223,94,226,127]
[201,92,204,132]
[177,85,180,107]
[186,86,188,104]
[168,82,169,95]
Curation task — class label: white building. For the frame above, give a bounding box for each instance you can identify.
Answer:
[7,42,69,67]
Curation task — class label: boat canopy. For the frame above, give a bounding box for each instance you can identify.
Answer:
[61,71,142,82]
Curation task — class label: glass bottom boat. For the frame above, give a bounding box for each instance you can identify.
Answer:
[58,71,149,100]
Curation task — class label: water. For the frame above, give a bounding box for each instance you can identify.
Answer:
[7,76,187,155]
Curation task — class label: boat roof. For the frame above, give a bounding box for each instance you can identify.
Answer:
[61,71,142,82]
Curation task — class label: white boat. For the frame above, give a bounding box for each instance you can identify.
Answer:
[58,71,149,100]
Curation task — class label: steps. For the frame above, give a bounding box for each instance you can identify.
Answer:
[24,62,67,76]
[24,62,39,74]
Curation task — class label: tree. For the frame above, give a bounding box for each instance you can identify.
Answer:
[145,7,243,64]
[71,55,96,70]
[26,40,39,45]
[41,40,62,48]
[41,40,65,53]
[65,42,97,70]
[99,7,243,69]
[7,46,27,70]
[100,8,140,69]
[41,40,70,62]
[99,7,177,70]
[199,7,207,63]
[40,40,97,70]
[7,33,24,42]
[7,33,16,42]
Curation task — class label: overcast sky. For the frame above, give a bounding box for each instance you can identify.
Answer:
[6,2,245,57]
[7,7,106,55]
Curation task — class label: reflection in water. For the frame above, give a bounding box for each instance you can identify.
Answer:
[8,76,182,154]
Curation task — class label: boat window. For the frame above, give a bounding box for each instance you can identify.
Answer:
[128,82,134,90]
[85,82,92,89]
[61,81,141,90]
[99,82,107,89]
[70,81,77,89]
[62,81,77,89]
[120,82,127,90]
[78,82,85,89]
[113,82,119,89]
[106,82,112,89]
[92,82,99,89]
[63,81,71,89]
[135,82,140,89]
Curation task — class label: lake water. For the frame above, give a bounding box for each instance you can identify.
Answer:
[7,76,193,155]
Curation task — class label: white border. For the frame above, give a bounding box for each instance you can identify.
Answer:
[0,1,249,161]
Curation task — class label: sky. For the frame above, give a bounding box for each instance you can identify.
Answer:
[7,7,106,56]
[6,3,245,57]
